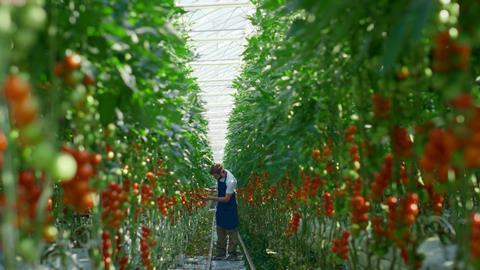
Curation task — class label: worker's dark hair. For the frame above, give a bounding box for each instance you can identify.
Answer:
[210,163,224,175]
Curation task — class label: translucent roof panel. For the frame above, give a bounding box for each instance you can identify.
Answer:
[177,0,254,162]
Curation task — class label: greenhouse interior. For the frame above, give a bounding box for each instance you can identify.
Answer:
[0,0,480,269]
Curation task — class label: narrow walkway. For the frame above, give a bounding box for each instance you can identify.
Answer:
[169,210,247,270]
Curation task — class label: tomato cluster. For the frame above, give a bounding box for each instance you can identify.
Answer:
[370,154,393,199]
[312,143,332,163]
[156,195,177,217]
[145,171,156,185]
[2,75,38,129]
[179,189,207,214]
[140,226,155,270]
[391,127,413,158]
[432,31,470,73]
[61,147,101,212]
[419,129,455,183]
[0,131,7,168]
[372,93,391,119]
[323,192,335,217]
[101,183,128,230]
[102,231,112,269]
[140,183,153,208]
[237,173,268,205]
[118,255,128,270]
[331,231,350,260]
[295,173,323,202]
[425,185,444,215]
[384,194,420,247]
[420,101,480,188]
[344,125,357,142]
[285,211,301,237]
[54,53,95,88]
[350,195,369,227]
[367,193,420,255]
[16,171,51,230]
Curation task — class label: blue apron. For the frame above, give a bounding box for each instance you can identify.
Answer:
[216,172,239,230]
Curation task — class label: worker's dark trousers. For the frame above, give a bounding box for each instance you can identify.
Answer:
[216,226,239,256]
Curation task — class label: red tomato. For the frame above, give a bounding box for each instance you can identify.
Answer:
[3,75,31,103]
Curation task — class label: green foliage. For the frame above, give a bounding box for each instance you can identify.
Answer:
[226,0,480,269]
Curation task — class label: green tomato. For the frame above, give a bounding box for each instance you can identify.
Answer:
[17,239,37,262]
[20,5,46,30]
[0,7,12,34]
[13,28,36,50]
[51,153,77,182]
[21,122,43,144]
[30,142,56,170]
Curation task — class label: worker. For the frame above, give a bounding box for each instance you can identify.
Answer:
[207,163,241,261]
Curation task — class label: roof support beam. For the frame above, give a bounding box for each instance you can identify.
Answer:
[197,78,235,83]
[189,28,245,33]
[190,36,245,42]
[191,60,241,66]
[178,2,251,9]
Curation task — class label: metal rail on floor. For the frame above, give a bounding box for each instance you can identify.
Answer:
[205,210,216,270]
[238,232,255,270]
[205,209,256,270]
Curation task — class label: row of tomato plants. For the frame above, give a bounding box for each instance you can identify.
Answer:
[0,1,212,269]
[226,0,480,269]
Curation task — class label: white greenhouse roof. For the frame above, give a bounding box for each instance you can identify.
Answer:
[177,0,254,162]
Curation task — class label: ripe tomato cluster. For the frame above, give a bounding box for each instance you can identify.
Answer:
[156,194,177,216]
[391,127,413,158]
[372,93,391,119]
[323,192,335,217]
[370,154,393,199]
[140,226,155,270]
[141,183,153,208]
[350,195,369,227]
[419,102,480,188]
[311,143,332,162]
[180,189,207,214]
[375,194,420,248]
[295,173,323,201]
[371,194,419,247]
[420,129,455,183]
[145,171,156,185]
[2,75,38,129]
[102,231,112,269]
[237,173,267,205]
[16,171,52,230]
[331,231,350,260]
[0,131,7,168]
[285,211,301,237]
[425,185,444,215]
[61,147,101,212]
[345,125,357,142]
[101,183,128,230]
[432,31,470,73]
[54,53,94,87]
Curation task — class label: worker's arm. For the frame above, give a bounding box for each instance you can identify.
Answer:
[207,193,233,203]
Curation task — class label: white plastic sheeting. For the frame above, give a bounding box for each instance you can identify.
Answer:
[177,0,254,162]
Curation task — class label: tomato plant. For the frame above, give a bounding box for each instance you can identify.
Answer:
[0,0,213,269]
[227,0,480,269]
